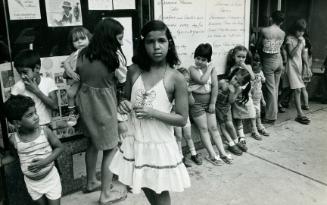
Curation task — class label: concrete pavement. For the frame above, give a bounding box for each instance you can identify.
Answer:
[62,102,327,205]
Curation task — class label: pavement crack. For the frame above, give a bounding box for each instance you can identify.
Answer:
[246,152,327,187]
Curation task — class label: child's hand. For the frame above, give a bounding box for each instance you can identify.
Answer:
[208,103,215,113]
[228,84,235,93]
[118,122,129,139]
[66,69,80,81]
[298,37,305,45]
[23,76,40,94]
[134,105,154,119]
[28,158,47,173]
[118,100,133,114]
[261,99,266,107]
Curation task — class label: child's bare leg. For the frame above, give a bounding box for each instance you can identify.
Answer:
[85,143,100,190]
[35,196,47,205]
[225,120,238,141]
[192,114,217,158]
[174,127,183,154]
[234,119,245,138]
[220,123,234,144]
[301,87,309,107]
[48,198,60,205]
[67,82,79,108]
[207,113,227,156]
[156,191,171,205]
[99,148,120,203]
[251,118,262,140]
[182,126,197,156]
[256,117,264,131]
[142,188,157,205]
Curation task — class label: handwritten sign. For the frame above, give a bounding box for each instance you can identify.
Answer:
[154,0,250,74]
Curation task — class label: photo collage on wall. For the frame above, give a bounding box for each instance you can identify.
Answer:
[0,57,82,140]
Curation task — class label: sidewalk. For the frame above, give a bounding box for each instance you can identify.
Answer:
[62,102,327,205]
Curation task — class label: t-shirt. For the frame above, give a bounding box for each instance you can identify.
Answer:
[11,76,58,125]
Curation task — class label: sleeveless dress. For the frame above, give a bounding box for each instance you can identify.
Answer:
[110,75,191,194]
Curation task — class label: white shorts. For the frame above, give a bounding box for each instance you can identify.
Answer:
[24,167,62,201]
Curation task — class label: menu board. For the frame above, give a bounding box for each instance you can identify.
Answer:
[154,0,250,74]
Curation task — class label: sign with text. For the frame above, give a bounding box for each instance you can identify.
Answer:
[154,0,250,74]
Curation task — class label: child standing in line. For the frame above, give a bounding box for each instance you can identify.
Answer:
[63,27,92,126]
[174,67,202,167]
[75,18,127,204]
[11,49,58,127]
[226,46,259,147]
[188,43,232,165]
[2,95,63,205]
[284,20,310,124]
[216,68,253,156]
[251,55,270,137]
[110,20,190,205]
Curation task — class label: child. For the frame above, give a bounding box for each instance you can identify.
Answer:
[301,30,313,110]
[63,27,91,126]
[216,69,252,156]
[110,20,190,205]
[251,55,270,136]
[188,43,232,165]
[75,18,126,204]
[226,46,258,146]
[174,67,202,167]
[2,95,63,205]
[284,19,310,124]
[11,49,58,127]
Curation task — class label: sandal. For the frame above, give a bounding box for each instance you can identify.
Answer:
[295,116,310,125]
[258,129,270,136]
[237,137,248,152]
[220,155,232,164]
[251,132,262,141]
[205,155,223,166]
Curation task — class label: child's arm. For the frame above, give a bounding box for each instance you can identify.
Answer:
[189,64,213,85]
[228,85,242,104]
[28,127,63,173]
[63,54,80,81]
[23,77,58,110]
[208,68,218,113]
[240,63,255,80]
[188,91,195,106]
[286,36,305,58]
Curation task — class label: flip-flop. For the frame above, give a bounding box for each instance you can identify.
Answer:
[82,185,101,193]
[99,193,127,205]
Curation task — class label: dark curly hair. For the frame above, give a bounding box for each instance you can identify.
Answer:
[225,45,252,77]
[14,49,41,73]
[228,67,252,104]
[3,95,35,122]
[132,20,179,71]
[80,18,124,72]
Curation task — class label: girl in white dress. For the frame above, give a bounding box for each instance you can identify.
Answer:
[110,20,190,205]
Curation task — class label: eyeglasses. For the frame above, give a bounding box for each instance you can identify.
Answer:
[195,56,208,62]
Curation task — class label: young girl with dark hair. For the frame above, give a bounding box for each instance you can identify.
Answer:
[110,20,190,205]
[75,18,127,204]
[188,43,232,165]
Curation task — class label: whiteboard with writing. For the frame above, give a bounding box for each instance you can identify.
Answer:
[154,0,250,74]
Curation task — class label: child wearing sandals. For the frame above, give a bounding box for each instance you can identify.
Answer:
[226,46,263,147]
[216,68,252,156]
[251,54,270,137]
[174,67,202,167]
[189,43,232,166]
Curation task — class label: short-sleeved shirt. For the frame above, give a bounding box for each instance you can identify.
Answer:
[11,77,58,125]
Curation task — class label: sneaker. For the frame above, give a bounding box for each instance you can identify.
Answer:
[258,129,270,136]
[183,158,192,168]
[228,145,242,156]
[237,138,248,152]
[251,132,262,141]
[205,155,223,166]
[190,154,203,165]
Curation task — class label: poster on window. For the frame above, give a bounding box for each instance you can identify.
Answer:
[45,0,83,27]
[88,0,113,10]
[7,0,41,20]
[0,57,83,139]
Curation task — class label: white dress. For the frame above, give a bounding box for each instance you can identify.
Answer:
[110,75,191,194]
